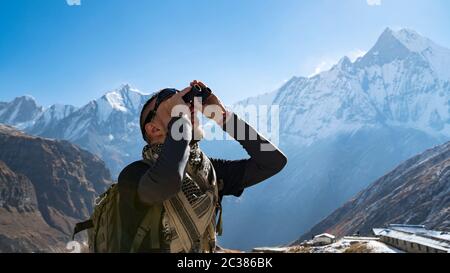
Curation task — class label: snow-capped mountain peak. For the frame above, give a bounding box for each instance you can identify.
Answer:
[104,91,128,112]
[0,95,43,126]
[374,27,442,54]
[10,95,39,107]
[41,104,77,123]
[100,84,148,114]
[357,28,413,68]
[330,56,354,73]
[17,95,37,102]
[0,84,152,176]
[93,84,150,122]
[358,28,450,80]
[337,56,352,67]
[117,83,147,96]
[235,28,450,146]
[389,28,450,77]
[390,28,435,53]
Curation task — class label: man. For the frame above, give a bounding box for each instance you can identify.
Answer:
[117,80,287,253]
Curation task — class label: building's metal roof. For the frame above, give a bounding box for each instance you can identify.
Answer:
[372,225,450,252]
[314,233,336,239]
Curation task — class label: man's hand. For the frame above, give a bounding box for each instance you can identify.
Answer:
[189,80,230,125]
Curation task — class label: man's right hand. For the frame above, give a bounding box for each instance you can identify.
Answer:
[153,87,192,133]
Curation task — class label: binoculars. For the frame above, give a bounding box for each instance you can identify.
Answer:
[182,84,212,105]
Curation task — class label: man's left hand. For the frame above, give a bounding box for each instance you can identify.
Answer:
[190,80,230,125]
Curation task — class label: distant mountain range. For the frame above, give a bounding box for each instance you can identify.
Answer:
[296,140,450,243]
[0,125,111,252]
[1,27,450,250]
[0,85,151,177]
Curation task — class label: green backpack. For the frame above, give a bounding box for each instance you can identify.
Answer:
[72,184,163,253]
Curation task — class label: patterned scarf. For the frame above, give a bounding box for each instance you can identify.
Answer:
[142,142,220,253]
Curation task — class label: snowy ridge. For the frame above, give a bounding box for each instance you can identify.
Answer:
[0,96,43,127]
[96,84,149,122]
[36,104,77,127]
[391,28,450,80]
[235,28,450,146]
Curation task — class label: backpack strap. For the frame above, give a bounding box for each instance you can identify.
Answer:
[72,219,94,240]
[129,204,163,253]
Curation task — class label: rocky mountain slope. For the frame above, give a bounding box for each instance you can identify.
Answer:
[0,125,111,252]
[297,141,450,243]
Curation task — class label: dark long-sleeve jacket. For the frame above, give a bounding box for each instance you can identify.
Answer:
[117,112,287,252]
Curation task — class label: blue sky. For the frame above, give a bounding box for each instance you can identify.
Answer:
[0,0,449,107]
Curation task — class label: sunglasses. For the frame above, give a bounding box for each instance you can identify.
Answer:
[141,88,179,137]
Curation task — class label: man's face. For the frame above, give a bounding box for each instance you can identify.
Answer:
[142,91,204,144]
